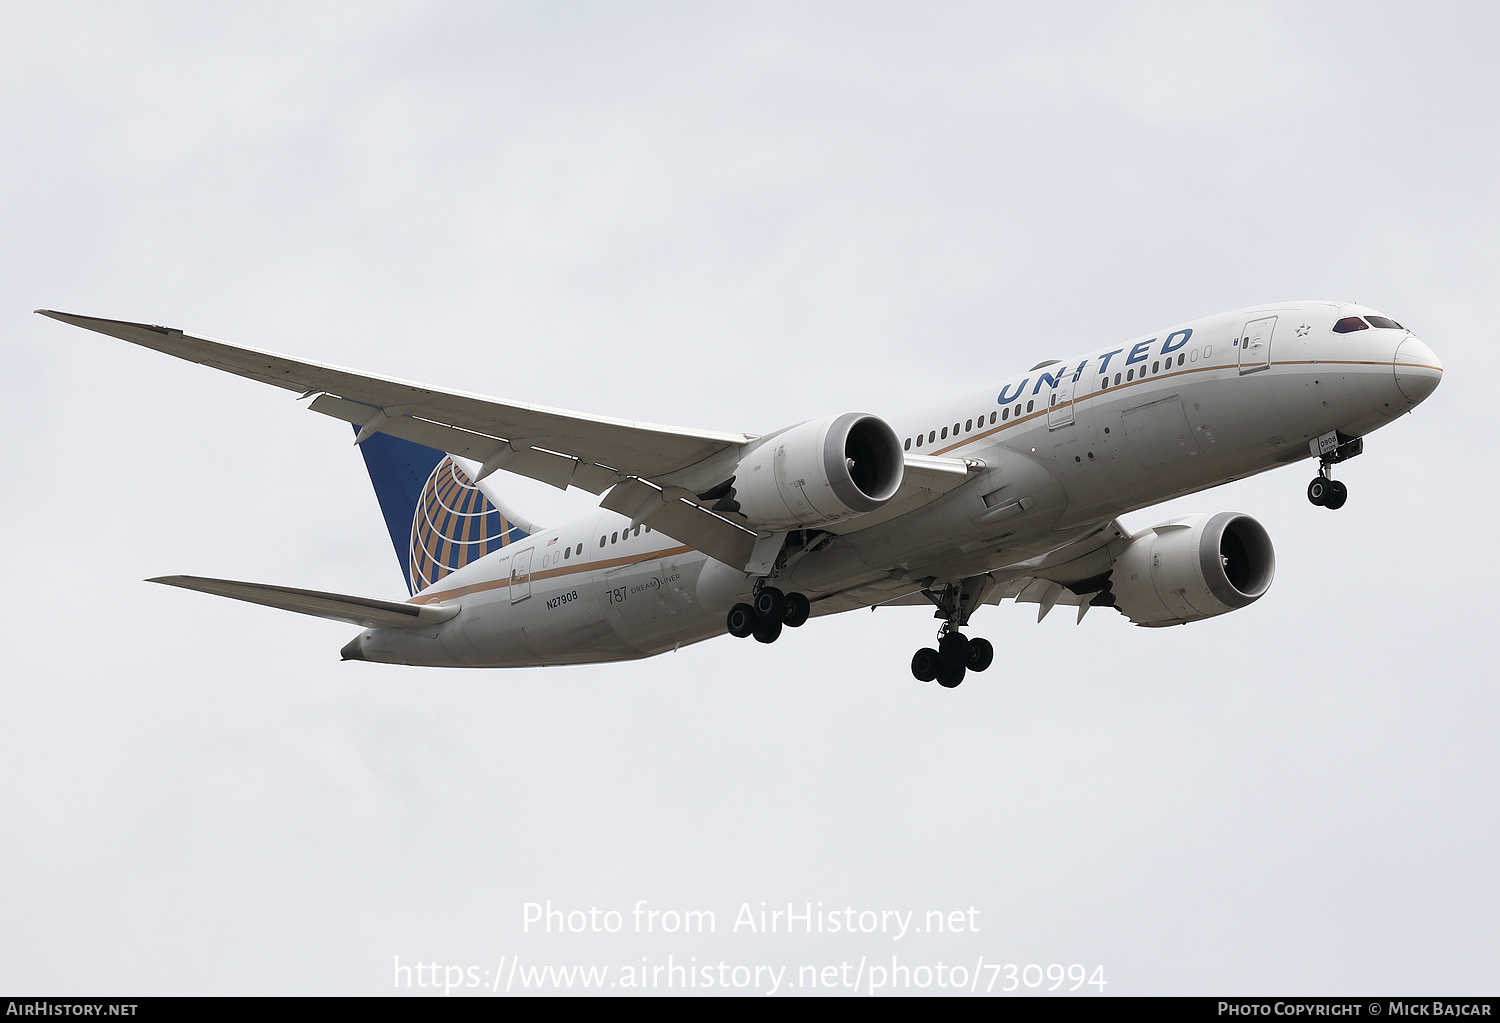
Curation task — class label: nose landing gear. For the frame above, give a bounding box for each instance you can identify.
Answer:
[1306,473,1348,510]
[1306,431,1362,510]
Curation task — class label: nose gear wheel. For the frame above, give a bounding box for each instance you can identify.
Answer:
[1307,433,1361,510]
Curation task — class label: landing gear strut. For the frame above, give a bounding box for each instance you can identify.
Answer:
[910,576,997,689]
[1306,431,1361,510]
[725,584,811,644]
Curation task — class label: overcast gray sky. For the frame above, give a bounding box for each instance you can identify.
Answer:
[2,0,1495,996]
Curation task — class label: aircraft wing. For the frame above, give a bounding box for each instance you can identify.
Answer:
[809,519,1131,620]
[40,310,980,568]
[36,310,751,495]
[816,577,1099,622]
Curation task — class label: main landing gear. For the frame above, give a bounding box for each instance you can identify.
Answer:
[725,585,811,644]
[909,575,997,689]
[1306,431,1362,511]
[911,632,994,689]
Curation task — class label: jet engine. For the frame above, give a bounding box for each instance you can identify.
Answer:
[705,413,905,532]
[1108,512,1275,627]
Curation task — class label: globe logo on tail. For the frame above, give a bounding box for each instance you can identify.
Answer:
[408,457,522,592]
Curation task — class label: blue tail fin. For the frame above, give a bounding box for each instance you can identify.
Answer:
[355,430,529,595]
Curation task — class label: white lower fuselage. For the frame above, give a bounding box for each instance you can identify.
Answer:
[351,301,1442,667]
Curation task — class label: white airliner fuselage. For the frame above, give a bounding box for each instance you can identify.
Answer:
[330,300,1441,670]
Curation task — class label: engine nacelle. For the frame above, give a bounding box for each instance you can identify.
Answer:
[1110,512,1275,627]
[720,413,905,531]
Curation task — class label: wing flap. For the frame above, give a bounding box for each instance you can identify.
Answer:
[308,394,615,492]
[599,478,759,568]
[149,575,460,630]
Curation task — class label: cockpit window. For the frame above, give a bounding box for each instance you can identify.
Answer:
[1333,316,1370,333]
[1365,315,1403,330]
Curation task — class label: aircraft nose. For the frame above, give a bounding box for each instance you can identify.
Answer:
[1394,336,1443,404]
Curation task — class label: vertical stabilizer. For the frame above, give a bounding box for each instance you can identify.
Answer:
[355,430,530,595]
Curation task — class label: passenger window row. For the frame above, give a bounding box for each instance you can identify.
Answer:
[1099,351,1196,390]
[598,524,651,548]
[543,541,586,568]
[902,409,1002,451]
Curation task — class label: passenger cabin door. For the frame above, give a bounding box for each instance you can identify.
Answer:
[1238,316,1275,374]
[509,547,534,603]
[1047,367,1076,429]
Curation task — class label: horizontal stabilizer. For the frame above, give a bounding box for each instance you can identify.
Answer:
[149,575,460,629]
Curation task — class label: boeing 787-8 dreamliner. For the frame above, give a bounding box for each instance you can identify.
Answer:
[38,301,1442,687]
